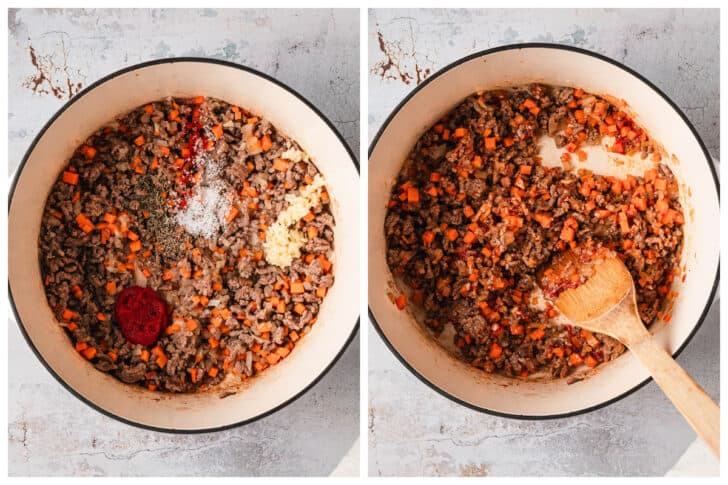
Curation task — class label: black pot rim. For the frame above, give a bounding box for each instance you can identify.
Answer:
[367,42,719,420]
[9,56,360,434]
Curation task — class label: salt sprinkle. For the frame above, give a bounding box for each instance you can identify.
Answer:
[175,147,233,239]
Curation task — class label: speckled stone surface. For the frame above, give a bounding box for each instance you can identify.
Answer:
[8,8,359,477]
[368,8,719,477]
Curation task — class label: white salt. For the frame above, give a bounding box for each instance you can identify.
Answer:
[175,146,233,239]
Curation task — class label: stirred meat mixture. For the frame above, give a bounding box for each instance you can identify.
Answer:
[39,96,335,392]
[385,85,684,379]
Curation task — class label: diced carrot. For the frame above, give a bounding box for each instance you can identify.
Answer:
[207,367,219,377]
[484,137,497,151]
[211,124,224,140]
[395,294,406,310]
[144,104,153,114]
[96,312,106,322]
[618,212,630,234]
[489,342,503,358]
[129,240,142,252]
[81,347,97,360]
[62,308,79,320]
[445,228,458,241]
[256,134,272,151]
[569,353,584,366]
[429,172,441,182]
[533,212,553,228]
[293,303,306,315]
[407,187,419,203]
[105,281,117,295]
[62,171,79,185]
[420,230,434,245]
[139,349,150,362]
[75,213,94,233]
[463,231,476,244]
[80,145,97,159]
[317,255,333,272]
[256,321,273,333]
[584,355,598,367]
[75,341,88,352]
[290,281,305,294]
[559,226,575,242]
[66,322,78,331]
[225,206,240,222]
[576,150,588,162]
[134,135,145,146]
[529,328,545,340]
[273,158,289,171]
[316,287,327,298]
[453,127,468,139]
[552,347,565,358]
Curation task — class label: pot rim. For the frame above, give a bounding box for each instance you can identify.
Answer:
[9,56,360,434]
[367,42,719,420]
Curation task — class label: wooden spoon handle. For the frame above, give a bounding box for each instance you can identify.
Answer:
[630,338,720,458]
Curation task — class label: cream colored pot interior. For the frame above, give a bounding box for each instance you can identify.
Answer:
[10,61,359,430]
[368,47,718,416]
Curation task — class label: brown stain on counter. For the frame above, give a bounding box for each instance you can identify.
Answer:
[372,31,431,85]
[24,41,83,100]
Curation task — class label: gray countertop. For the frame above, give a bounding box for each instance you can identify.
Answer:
[8,8,359,477]
[367,8,719,477]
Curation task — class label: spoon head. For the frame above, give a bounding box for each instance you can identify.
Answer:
[554,255,634,326]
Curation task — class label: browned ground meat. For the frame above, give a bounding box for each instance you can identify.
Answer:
[39,96,335,392]
[385,85,683,379]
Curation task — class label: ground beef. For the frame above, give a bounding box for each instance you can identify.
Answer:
[385,85,683,379]
[39,96,335,393]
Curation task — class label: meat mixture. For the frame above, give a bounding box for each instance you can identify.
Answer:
[40,96,335,392]
[385,85,684,379]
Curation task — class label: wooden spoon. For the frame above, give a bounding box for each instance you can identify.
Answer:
[543,252,720,458]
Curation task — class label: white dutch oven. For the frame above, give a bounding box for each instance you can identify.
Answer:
[368,44,719,418]
[9,58,360,431]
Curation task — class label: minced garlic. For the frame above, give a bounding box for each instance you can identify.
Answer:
[264,174,327,267]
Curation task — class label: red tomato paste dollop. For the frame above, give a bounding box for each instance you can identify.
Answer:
[114,286,169,346]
